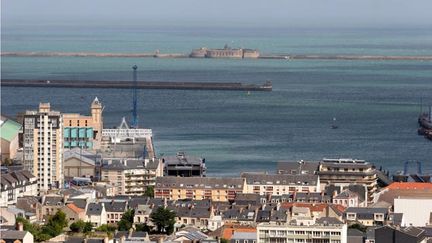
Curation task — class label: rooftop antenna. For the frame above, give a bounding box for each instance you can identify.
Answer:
[131,65,138,128]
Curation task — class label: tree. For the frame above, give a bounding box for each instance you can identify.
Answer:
[16,213,68,242]
[70,220,93,233]
[135,223,153,232]
[42,210,68,236]
[150,207,176,234]
[83,222,93,233]
[96,224,117,233]
[349,223,367,232]
[144,186,154,198]
[117,209,135,231]
[220,238,229,243]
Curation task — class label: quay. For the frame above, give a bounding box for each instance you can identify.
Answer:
[1,79,272,91]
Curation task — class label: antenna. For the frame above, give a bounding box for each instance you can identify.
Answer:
[131,65,138,128]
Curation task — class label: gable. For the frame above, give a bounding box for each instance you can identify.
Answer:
[64,157,95,167]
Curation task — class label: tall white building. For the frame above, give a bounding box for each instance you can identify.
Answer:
[257,217,347,243]
[23,103,64,192]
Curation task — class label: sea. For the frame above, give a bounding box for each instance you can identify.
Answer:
[2,25,432,176]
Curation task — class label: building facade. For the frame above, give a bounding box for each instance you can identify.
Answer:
[101,159,162,195]
[23,103,63,192]
[317,158,378,202]
[63,97,103,150]
[257,220,348,243]
[155,177,245,202]
[0,170,38,206]
[163,151,206,177]
[242,173,320,196]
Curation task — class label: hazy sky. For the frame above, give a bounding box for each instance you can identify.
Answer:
[2,0,432,28]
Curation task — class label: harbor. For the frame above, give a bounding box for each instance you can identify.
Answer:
[0,79,273,91]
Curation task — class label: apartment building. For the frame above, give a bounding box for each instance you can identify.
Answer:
[317,158,378,202]
[101,159,162,195]
[257,217,347,243]
[242,172,320,196]
[23,103,63,192]
[155,177,245,202]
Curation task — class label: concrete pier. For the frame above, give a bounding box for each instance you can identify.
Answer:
[1,79,272,91]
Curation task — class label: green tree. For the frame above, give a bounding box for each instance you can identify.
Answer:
[117,209,135,231]
[96,224,117,233]
[70,220,92,233]
[220,238,229,243]
[349,223,367,232]
[150,207,176,234]
[83,222,93,233]
[143,186,154,198]
[42,210,68,236]
[135,223,153,232]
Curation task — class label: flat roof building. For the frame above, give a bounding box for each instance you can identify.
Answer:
[163,152,206,177]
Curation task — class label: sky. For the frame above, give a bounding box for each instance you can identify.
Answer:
[2,0,432,28]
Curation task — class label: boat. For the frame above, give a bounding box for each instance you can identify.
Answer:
[331,117,338,129]
[418,105,432,140]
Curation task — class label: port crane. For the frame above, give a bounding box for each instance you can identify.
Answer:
[131,65,138,128]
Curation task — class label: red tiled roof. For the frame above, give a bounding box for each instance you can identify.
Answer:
[386,182,432,190]
[66,203,85,214]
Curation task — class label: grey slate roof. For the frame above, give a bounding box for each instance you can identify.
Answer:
[277,161,319,175]
[64,149,97,166]
[163,152,203,165]
[104,201,127,212]
[295,192,329,202]
[128,196,150,209]
[345,207,388,220]
[156,176,244,189]
[43,196,64,206]
[0,230,28,240]
[315,217,344,225]
[86,203,103,215]
[348,228,365,237]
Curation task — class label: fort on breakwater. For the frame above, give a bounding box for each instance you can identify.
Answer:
[3,45,432,61]
[1,79,273,91]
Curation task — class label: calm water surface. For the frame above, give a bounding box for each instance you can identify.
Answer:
[2,26,432,175]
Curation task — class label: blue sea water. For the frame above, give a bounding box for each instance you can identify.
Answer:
[1,25,432,175]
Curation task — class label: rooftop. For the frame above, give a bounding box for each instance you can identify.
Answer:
[0,117,21,142]
[387,182,432,190]
[241,172,318,186]
[163,152,203,165]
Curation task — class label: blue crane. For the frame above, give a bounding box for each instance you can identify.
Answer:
[131,65,138,128]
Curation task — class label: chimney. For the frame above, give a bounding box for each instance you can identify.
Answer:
[157,237,163,243]
[104,236,109,243]
[128,228,133,238]
[16,222,24,231]
[120,236,126,243]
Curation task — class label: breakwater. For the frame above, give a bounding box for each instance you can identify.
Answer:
[2,51,432,61]
[1,79,272,91]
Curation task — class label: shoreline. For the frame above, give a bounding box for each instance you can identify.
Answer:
[2,51,432,61]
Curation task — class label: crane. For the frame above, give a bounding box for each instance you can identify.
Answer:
[131,65,138,128]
